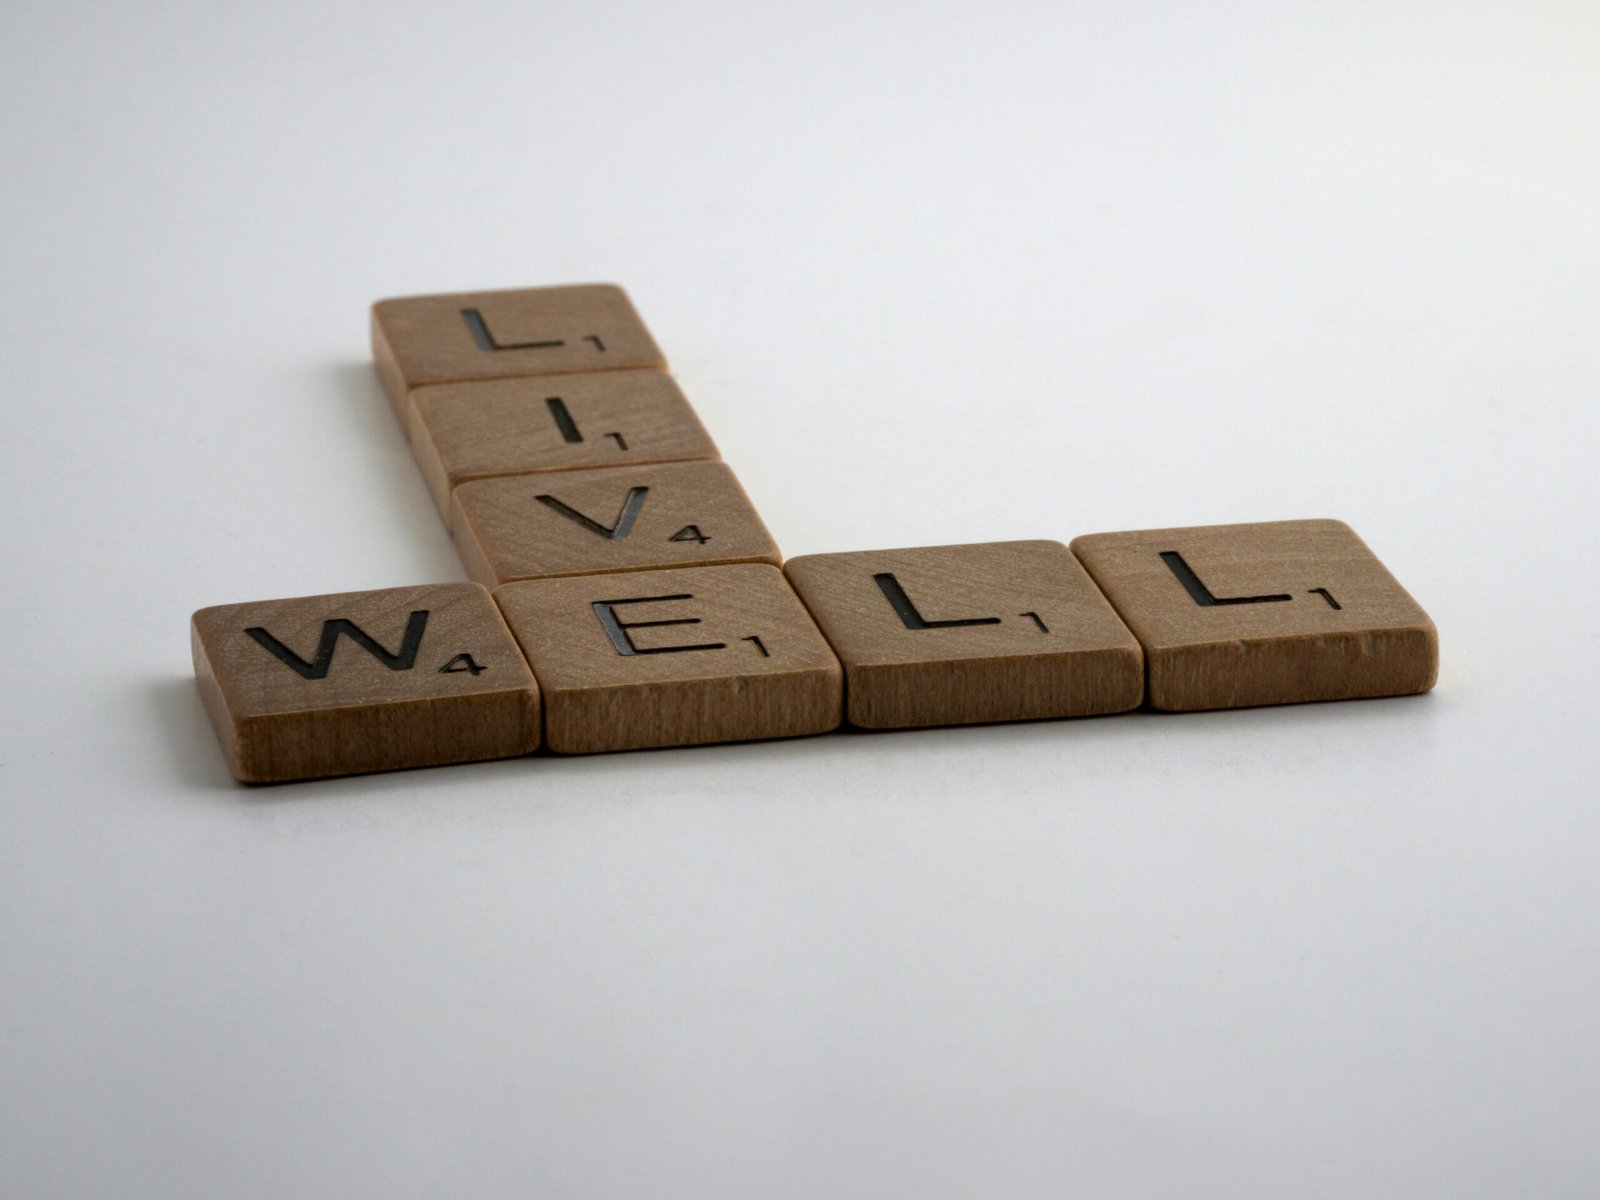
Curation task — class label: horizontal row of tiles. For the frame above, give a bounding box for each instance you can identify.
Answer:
[192,526,1438,782]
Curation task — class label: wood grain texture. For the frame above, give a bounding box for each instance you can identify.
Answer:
[495,564,841,754]
[452,460,781,587]
[191,583,540,782]
[784,541,1144,729]
[410,370,719,526]
[1070,519,1438,711]
[371,284,666,427]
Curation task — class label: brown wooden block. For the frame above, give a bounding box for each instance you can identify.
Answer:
[410,370,719,526]
[452,460,781,587]
[191,583,540,782]
[1070,519,1438,711]
[496,564,841,753]
[783,541,1144,729]
[371,284,666,425]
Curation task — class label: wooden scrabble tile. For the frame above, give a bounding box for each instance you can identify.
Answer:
[783,541,1144,729]
[410,370,719,525]
[191,583,540,782]
[372,284,666,425]
[1070,519,1438,711]
[452,460,781,587]
[496,564,842,753]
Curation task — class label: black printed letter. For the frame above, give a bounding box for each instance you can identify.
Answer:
[1159,551,1292,607]
[245,611,430,680]
[536,486,649,539]
[873,573,1001,630]
[460,308,563,352]
[591,594,727,656]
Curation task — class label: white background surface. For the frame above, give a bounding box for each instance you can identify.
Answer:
[2,2,1597,1196]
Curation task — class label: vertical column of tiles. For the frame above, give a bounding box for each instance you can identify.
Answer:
[784,540,1144,728]
[371,284,667,431]
[192,583,540,782]
[496,564,842,753]
[452,460,781,587]
[1070,519,1438,711]
[409,370,719,525]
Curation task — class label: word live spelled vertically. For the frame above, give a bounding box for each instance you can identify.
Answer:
[190,284,1439,782]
